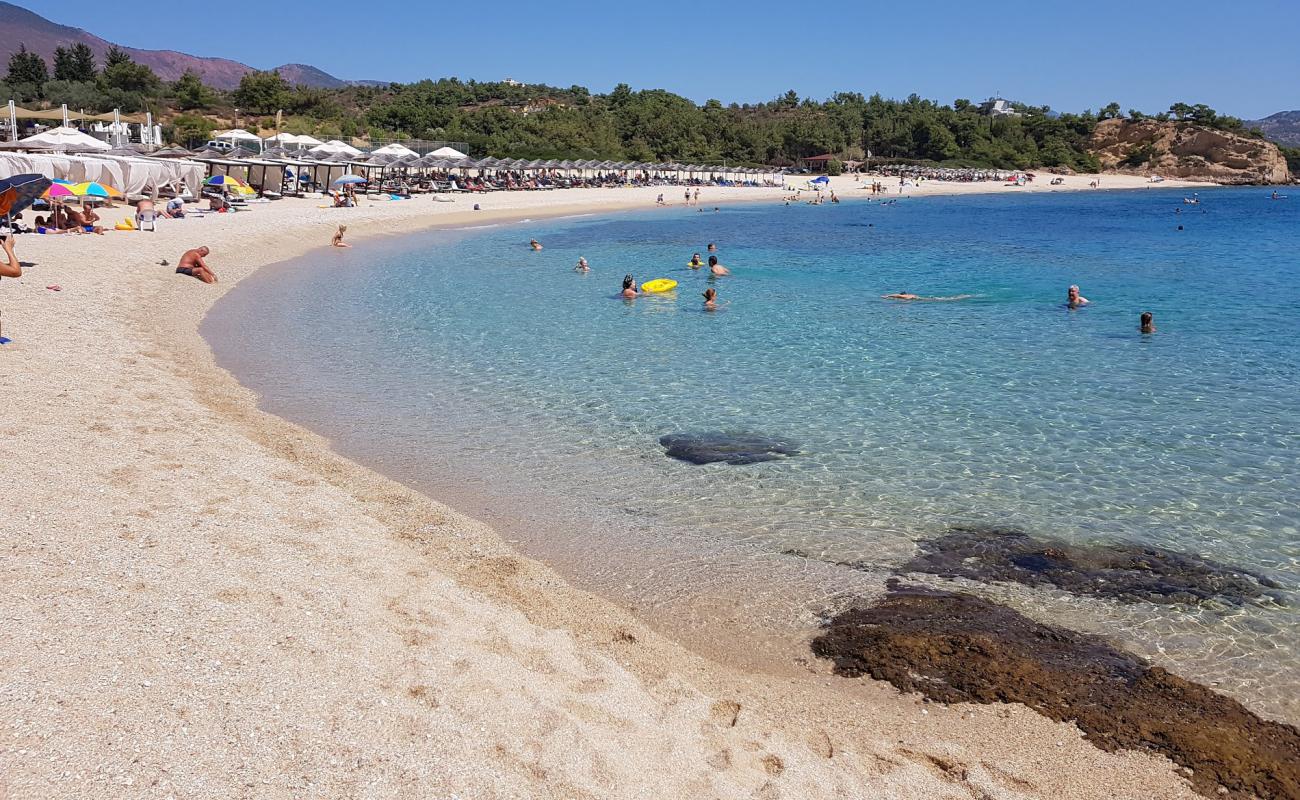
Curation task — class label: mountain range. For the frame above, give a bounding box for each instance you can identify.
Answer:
[1245,111,1300,147]
[0,1,382,89]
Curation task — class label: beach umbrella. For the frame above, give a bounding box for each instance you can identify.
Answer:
[70,181,124,199]
[0,174,53,217]
[333,174,366,185]
[206,174,246,187]
[430,145,468,160]
[42,180,78,200]
[372,143,418,158]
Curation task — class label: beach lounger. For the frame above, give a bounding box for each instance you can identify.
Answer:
[136,209,157,231]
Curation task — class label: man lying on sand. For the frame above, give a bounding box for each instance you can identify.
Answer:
[176,247,217,283]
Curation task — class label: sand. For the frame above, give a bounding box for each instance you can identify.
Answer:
[0,176,1210,799]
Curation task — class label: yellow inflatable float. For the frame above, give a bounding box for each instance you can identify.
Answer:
[640,278,678,293]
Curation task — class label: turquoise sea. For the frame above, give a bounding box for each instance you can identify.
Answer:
[206,188,1299,720]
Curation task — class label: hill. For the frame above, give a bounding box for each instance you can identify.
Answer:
[1246,111,1300,147]
[0,1,362,89]
[1089,119,1290,184]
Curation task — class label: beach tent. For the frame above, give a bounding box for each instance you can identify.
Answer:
[19,126,111,151]
[213,129,263,150]
[291,134,323,149]
[263,133,301,147]
[372,143,418,158]
[430,146,468,160]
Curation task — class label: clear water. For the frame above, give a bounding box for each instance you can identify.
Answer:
[206,189,1300,720]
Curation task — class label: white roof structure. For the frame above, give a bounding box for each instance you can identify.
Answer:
[263,133,300,145]
[309,139,362,156]
[430,146,468,160]
[372,143,418,157]
[213,128,263,142]
[19,126,111,151]
[293,134,324,147]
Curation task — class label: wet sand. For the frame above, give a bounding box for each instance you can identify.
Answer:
[0,180,1214,798]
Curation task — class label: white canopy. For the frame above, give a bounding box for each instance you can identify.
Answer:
[372,143,418,157]
[263,133,300,145]
[309,139,362,156]
[19,126,111,151]
[293,134,324,147]
[0,151,204,196]
[430,146,468,160]
[214,128,262,142]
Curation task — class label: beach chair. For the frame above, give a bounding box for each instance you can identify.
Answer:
[136,209,157,231]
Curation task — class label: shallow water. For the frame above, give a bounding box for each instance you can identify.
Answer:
[206,189,1300,720]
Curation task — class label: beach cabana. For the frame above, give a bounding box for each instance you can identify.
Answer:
[19,126,111,152]
[372,143,419,158]
[309,140,362,156]
[430,146,468,160]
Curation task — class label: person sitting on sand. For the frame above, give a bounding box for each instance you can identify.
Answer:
[1,235,21,279]
[702,286,719,311]
[1067,284,1089,308]
[688,253,704,269]
[575,257,590,272]
[621,274,638,298]
[1140,312,1156,334]
[33,216,71,235]
[176,247,216,284]
[164,197,185,218]
[530,239,543,251]
[708,255,730,276]
[331,225,351,248]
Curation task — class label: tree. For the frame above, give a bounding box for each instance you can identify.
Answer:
[1099,102,1122,120]
[1127,109,1147,121]
[1168,102,1194,121]
[169,113,215,147]
[173,70,214,110]
[99,47,159,94]
[6,44,49,90]
[233,70,290,114]
[53,43,96,82]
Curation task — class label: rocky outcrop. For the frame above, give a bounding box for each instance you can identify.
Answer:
[1089,118,1291,184]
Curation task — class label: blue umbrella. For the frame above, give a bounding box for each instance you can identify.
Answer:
[0,174,54,218]
[810,175,830,184]
[332,174,366,185]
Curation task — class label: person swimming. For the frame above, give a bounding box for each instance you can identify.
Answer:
[707,243,717,253]
[708,255,729,276]
[688,253,704,268]
[621,274,638,298]
[1067,284,1089,308]
[882,292,921,300]
[575,257,590,272]
[882,292,975,302]
[702,287,719,311]
[529,239,543,251]
[1140,311,1156,334]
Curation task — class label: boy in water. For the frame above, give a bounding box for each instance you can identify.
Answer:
[708,256,729,276]
[1140,312,1156,334]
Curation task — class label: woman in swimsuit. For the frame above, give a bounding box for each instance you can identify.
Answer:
[621,274,638,299]
[702,287,718,311]
[688,253,704,269]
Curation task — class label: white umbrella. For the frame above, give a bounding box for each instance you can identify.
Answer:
[293,134,324,148]
[430,146,468,160]
[309,139,362,156]
[372,143,418,157]
[19,126,111,151]
[264,133,301,146]
[213,128,262,143]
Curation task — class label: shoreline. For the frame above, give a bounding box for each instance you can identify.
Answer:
[1,179,1209,798]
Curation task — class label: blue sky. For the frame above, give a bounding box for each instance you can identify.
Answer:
[20,0,1299,118]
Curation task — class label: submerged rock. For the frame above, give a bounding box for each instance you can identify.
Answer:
[658,432,799,465]
[900,526,1283,606]
[812,582,1300,800]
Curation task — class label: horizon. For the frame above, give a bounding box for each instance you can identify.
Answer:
[8,0,1300,119]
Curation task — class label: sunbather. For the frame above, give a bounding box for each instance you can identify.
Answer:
[176,246,217,283]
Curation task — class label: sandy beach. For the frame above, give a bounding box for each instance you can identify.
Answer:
[1,176,1213,799]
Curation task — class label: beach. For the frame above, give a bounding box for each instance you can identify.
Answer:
[0,177,1217,799]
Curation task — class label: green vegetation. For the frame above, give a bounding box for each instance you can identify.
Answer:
[0,46,1282,169]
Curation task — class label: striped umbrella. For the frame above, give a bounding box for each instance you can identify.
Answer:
[43,180,78,200]
[70,181,124,199]
[205,175,247,188]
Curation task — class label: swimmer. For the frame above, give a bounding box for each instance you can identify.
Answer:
[688,253,704,269]
[882,292,920,300]
[707,243,717,253]
[620,274,638,299]
[331,225,351,248]
[708,255,730,276]
[529,239,543,251]
[575,257,590,272]
[882,292,975,302]
[1067,284,1089,308]
[1140,311,1156,334]
[702,286,718,311]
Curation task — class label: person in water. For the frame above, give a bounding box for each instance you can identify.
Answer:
[1140,311,1156,334]
[882,292,974,302]
[331,225,351,248]
[575,257,590,272]
[702,286,719,311]
[708,255,729,276]
[621,274,638,298]
[176,246,216,283]
[707,243,717,253]
[688,253,704,268]
[882,292,921,300]
[529,239,543,251]
[1067,284,1089,308]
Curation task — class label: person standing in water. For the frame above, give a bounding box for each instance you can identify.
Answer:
[688,253,704,268]
[621,274,638,298]
[1140,312,1156,333]
[575,257,590,272]
[529,239,543,251]
[702,286,719,311]
[708,255,730,276]
[1067,284,1089,308]
[707,242,717,253]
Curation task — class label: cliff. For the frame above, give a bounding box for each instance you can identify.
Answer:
[1089,119,1291,184]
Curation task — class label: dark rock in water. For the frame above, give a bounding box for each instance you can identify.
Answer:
[900,526,1283,606]
[812,582,1300,800]
[658,432,798,465]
